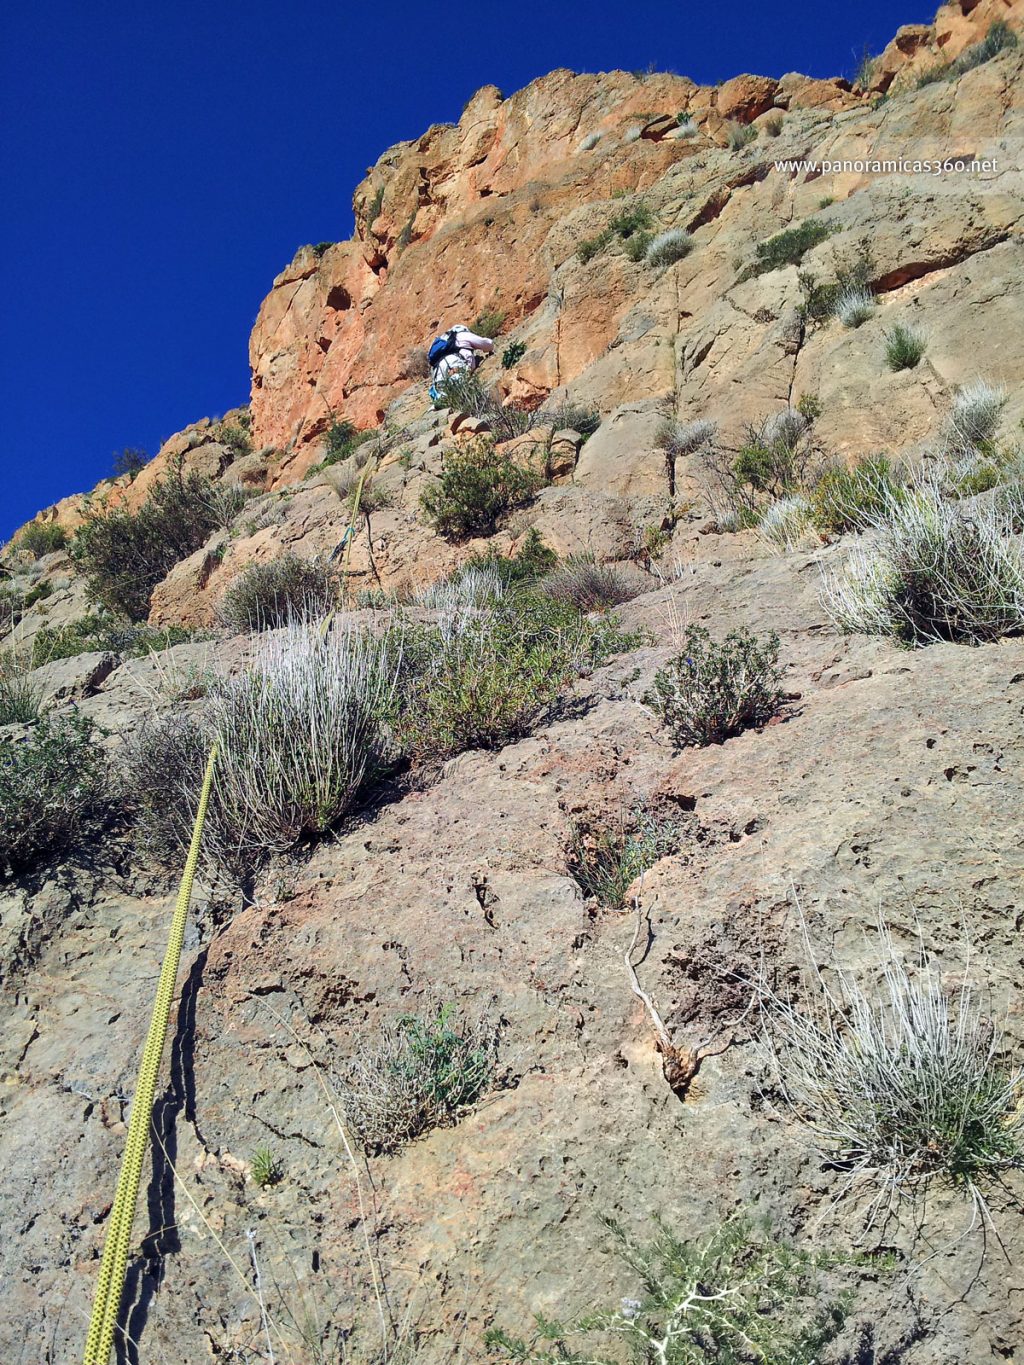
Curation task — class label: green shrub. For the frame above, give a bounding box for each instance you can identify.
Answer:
[451,528,558,592]
[112,447,149,480]
[18,521,67,559]
[645,625,784,747]
[762,112,784,137]
[71,466,226,620]
[730,408,812,499]
[420,439,546,539]
[0,658,41,725]
[809,455,904,535]
[501,340,527,369]
[760,921,1024,1213]
[486,1216,856,1365]
[30,614,194,667]
[567,806,677,908]
[312,241,334,257]
[577,228,614,264]
[320,419,373,468]
[883,323,927,371]
[748,218,834,277]
[472,307,506,339]
[215,414,252,459]
[217,554,339,632]
[822,484,1024,645]
[335,1003,499,1154]
[623,230,655,262]
[608,202,654,239]
[397,595,635,764]
[0,712,110,875]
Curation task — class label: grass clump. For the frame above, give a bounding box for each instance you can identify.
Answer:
[760,920,1024,1219]
[486,1216,856,1365]
[217,554,338,632]
[431,370,535,441]
[537,400,602,439]
[577,228,614,264]
[608,202,654,239]
[725,120,758,150]
[883,323,927,371]
[834,285,876,328]
[758,494,813,551]
[917,20,1018,86]
[336,1003,498,1154]
[822,484,1024,645]
[0,657,41,725]
[646,228,694,268]
[250,1147,283,1188]
[809,455,905,536]
[124,622,399,873]
[71,465,227,620]
[538,556,645,612]
[944,379,1007,453]
[748,218,833,278]
[567,806,677,908]
[18,521,67,559]
[30,614,194,667]
[0,712,110,875]
[645,625,784,747]
[420,438,546,539]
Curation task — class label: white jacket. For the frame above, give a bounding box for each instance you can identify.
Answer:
[433,326,495,380]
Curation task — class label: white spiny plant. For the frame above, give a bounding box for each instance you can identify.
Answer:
[759,918,1024,1225]
[820,481,1024,644]
[834,285,875,328]
[944,378,1007,453]
[759,494,812,551]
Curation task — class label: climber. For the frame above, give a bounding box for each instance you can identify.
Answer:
[427,324,494,404]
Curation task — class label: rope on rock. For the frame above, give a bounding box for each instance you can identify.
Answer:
[82,742,219,1365]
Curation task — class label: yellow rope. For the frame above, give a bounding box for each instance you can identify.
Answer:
[83,743,219,1365]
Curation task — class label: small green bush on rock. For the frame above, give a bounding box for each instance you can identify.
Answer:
[31,614,194,667]
[748,218,833,277]
[72,466,227,620]
[18,521,67,559]
[809,455,904,536]
[420,439,547,539]
[883,323,927,371]
[0,712,110,875]
[645,625,784,747]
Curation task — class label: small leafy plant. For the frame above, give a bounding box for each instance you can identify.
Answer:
[31,614,194,667]
[250,1146,283,1188]
[420,439,546,539]
[567,806,678,908]
[645,625,784,747]
[501,340,527,369]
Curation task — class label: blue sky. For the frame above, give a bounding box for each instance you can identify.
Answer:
[1,0,924,539]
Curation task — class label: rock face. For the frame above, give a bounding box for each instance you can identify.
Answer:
[4,4,1024,1362]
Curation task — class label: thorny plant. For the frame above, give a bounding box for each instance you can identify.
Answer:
[485,1214,861,1365]
[758,917,1024,1231]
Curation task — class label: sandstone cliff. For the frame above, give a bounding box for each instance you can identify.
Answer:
[4,3,1024,1362]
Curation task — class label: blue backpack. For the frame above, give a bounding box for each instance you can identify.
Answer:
[427,329,460,370]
